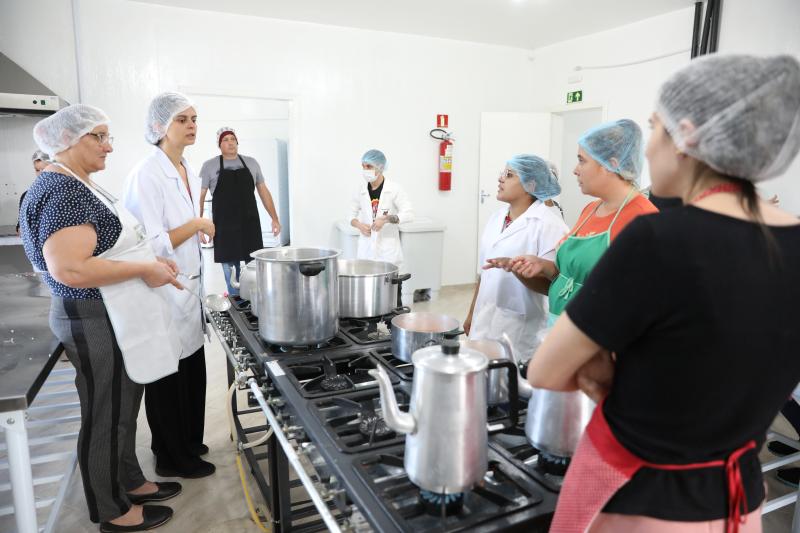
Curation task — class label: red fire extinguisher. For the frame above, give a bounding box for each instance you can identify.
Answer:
[430,128,453,191]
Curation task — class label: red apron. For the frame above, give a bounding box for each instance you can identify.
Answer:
[550,401,756,533]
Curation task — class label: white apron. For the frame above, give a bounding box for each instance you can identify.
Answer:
[57,164,181,383]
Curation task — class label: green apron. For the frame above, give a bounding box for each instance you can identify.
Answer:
[547,188,637,325]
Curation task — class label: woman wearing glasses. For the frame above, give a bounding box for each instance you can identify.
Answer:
[20,104,183,531]
[464,154,568,361]
[123,92,216,479]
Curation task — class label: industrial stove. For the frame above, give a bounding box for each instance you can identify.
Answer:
[208,297,559,532]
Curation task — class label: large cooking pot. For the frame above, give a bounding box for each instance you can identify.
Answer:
[338,259,410,318]
[239,260,259,316]
[391,312,462,363]
[251,247,339,345]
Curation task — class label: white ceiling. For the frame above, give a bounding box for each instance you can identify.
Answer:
[133,0,695,50]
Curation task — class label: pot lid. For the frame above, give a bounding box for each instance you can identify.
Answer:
[338,259,398,277]
[412,341,488,375]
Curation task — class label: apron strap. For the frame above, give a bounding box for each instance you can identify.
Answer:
[570,200,602,236]
[606,186,638,231]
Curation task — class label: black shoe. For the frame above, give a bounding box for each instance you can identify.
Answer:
[768,440,799,457]
[99,504,173,532]
[190,444,209,456]
[127,482,182,504]
[777,467,800,488]
[155,459,216,479]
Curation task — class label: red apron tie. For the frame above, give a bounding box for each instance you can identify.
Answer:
[551,401,757,533]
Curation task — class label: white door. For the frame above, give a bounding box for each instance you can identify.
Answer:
[477,112,552,250]
[187,93,291,247]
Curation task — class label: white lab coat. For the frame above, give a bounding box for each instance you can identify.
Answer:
[470,201,569,361]
[349,178,414,269]
[123,147,204,359]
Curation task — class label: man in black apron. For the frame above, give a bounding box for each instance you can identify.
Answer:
[199,128,281,295]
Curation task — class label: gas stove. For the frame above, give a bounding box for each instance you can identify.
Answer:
[353,445,552,532]
[208,296,557,532]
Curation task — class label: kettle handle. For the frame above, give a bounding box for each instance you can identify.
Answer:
[487,359,519,428]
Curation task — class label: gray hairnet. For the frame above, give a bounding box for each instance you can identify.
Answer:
[32,150,50,162]
[656,54,800,181]
[145,92,194,144]
[362,149,387,171]
[33,104,110,156]
[578,119,644,182]
[507,154,561,200]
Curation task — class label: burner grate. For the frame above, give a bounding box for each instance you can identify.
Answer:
[282,352,396,398]
[354,447,544,532]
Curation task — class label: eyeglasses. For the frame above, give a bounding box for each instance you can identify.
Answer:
[498,169,515,180]
[86,132,114,146]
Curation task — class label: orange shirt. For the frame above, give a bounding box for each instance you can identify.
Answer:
[570,194,658,241]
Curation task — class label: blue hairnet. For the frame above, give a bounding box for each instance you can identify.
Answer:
[361,149,387,171]
[507,154,561,200]
[578,119,643,182]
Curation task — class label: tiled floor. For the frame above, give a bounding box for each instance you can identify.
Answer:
[22,253,798,531]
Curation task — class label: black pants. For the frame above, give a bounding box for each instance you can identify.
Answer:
[50,297,147,523]
[145,347,207,471]
[781,399,800,436]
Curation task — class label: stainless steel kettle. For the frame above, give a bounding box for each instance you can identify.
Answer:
[370,340,518,494]
[499,333,595,457]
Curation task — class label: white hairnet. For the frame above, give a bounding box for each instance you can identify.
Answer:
[656,54,800,181]
[507,154,561,200]
[145,92,194,144]
[31,150,50,162]
[32,104,110,156]
[578,119,644,183]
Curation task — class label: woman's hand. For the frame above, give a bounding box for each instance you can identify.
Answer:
[358,222,372,237]
[575,350,616,403]
[142,261,183,289]
[510,255,551,280]
[195,217,215,242]
[482,257,513,271]
[155,256,179,276]
[272,220,282,236]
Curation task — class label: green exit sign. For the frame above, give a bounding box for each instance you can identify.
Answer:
[567,90,583,104]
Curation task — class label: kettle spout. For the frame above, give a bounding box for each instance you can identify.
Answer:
[368,366,416,434]
[499,333,533,399]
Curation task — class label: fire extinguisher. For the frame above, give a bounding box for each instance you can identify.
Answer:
[430,128,453,191]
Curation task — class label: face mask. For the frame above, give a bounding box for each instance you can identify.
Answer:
[363,169,378,183]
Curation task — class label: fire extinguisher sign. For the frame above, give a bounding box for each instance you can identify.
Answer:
[436,114,449,128]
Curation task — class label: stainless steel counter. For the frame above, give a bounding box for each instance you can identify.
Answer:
[0,272,62,412]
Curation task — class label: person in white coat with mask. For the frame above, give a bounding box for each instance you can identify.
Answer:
[123,92,216,479]
[464,154,568,360]
[349,149,414,270]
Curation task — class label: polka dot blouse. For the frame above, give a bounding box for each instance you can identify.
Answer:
[20,171,122,299]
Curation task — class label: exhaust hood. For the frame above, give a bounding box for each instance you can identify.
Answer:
[0,53,68,116]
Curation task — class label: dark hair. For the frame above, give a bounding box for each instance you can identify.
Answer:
[690,166,782,268]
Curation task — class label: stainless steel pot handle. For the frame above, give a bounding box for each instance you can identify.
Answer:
[299,262,326,276]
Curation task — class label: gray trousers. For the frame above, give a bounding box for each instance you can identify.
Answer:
[50,297,147,523]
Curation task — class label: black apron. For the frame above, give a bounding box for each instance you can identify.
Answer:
[212,155,263,263]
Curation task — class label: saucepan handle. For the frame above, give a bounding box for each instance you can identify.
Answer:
[392,273,412,284]
[299,262,325,276]
[488,359,519,428]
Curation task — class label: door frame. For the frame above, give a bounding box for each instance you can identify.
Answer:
[179,85,301,245]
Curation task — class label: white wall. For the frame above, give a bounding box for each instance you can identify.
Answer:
[1,0,540,285]
[527,7,696,190]
[719,0,800,215]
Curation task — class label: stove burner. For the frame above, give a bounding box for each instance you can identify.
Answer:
[359,414,391,438]
[419,490,465,516]
[538,452,570,476]
[320,374,352,392]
